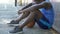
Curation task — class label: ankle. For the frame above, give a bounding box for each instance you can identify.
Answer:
[17,26,23,29]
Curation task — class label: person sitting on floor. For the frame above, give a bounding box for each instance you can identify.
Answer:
[8,0,54,33]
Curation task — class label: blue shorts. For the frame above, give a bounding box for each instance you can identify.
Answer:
[35,16,52,29]
[37,7,54,29]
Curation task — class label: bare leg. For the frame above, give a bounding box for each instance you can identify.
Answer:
[26,20,35,28]
[9,10,43,33]
[18,11,35,28]
[19,11,42,29]
[15,8,43,28]
[9,10,30,24]
[20,12,35,28]
[14,6,37,23]
[14,11,30,22]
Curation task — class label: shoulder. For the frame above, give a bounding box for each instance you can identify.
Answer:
[41,1,52,8]
[41,1,51,5]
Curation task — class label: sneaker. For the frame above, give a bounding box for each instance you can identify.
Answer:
[8,20,19,26]
[9,26,23,33]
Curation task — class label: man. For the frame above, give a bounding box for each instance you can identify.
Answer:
[9,0,54,33]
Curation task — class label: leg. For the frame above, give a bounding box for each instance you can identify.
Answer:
[26,20,35,28]
[9,12,36,33]
[9,4,43,33]
[19,12,36,28]
[18,10,35,28]
[9,11,30,24]
[15,11,30,22]
[8,6,36,24]
[9,10,43,33]
[19,9,43,28]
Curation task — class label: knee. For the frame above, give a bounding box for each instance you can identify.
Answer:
[30,11,36,14]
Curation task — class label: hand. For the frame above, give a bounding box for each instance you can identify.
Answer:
[18,10,23,15]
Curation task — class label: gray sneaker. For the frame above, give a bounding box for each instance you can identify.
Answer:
[8,20,19,26]
[9,26,23,34]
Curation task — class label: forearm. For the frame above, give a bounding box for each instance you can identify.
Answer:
[25,2,51,10]
[21,3,33,10]
[21,4,44,13]
[18,3,33,14]
[28,3,45,10]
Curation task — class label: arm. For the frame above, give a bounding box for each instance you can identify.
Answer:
[29,2,52,10]
[19,3,33,11]
[18,3,33,14]
[21,3,33,10]
[20,2,52,14]
[20,2,52,13]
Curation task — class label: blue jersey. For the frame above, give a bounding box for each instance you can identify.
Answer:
[39,8,54,29]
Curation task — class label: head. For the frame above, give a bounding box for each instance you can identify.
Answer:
[33,0,45,3]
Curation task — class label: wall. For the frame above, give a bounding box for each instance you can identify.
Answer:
[51,2,60,33]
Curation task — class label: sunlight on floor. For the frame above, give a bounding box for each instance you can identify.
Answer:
[1,19,11,24]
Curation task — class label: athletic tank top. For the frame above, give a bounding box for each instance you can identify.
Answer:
[39,7,54,27]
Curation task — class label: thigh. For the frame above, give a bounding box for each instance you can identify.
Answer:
[36,16,51,29]
[37,19,49,29]
[26,20,35,28]
[34,10,43,21]
[34,10,50,29]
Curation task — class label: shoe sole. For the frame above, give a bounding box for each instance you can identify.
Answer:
[8,24,19,27]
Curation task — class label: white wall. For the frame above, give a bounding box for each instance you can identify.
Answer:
[51,2,60,33]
